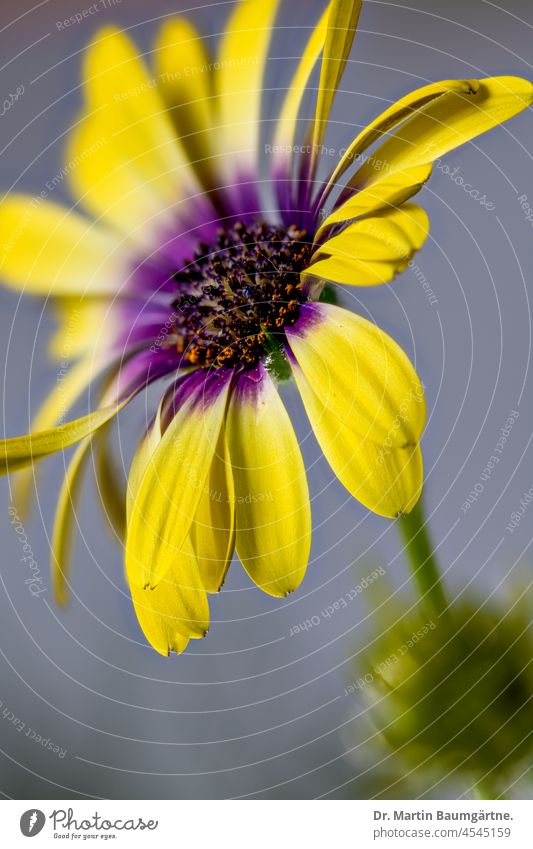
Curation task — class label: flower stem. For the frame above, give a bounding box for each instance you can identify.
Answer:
[398,499,449,619]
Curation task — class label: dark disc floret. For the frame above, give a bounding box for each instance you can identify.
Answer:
[170,221,313,369]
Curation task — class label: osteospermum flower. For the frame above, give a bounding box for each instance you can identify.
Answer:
[1,1,531,654]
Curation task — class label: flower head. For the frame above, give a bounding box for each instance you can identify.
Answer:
[356,599,533,792]
[1,0,531,654]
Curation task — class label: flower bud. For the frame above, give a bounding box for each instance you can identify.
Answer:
[358,600,533,781]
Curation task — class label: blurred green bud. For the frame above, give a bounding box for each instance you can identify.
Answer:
[358,601,533,781]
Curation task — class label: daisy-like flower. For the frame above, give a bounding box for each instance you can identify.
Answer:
[1,0,531,654]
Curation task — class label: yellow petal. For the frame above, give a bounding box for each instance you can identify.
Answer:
[216,0,279,173]
[154,18,218,189]
[291,362,423,517]
[0,402,124,476]
[127,527,209,642]
[68,27,198,238]
[285,303,426,448]
[190,430,235,593]
[322,79,479,201]
[130,579,191,655]
[308,0,363,178]
[126,425,161,524]
[315,164,432,238]
[94,424,126,543]
[51,437,93,606]
[67,114,166,245]
[155,18,213,124]
[126,373,231,593]
[129,539,203,655]
[272,5,329,162]
[0,196,124,296]
[352,76,533,191]
[226,366,311,598]
[11,357,100,517]
[310,203,429,286]
[49,299,113,360]
[306,254,402,288]
[83,27,193,185]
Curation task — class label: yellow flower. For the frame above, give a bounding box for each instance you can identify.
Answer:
[0,1,531,654]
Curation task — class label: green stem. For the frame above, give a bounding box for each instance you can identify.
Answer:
[398,499,449,619]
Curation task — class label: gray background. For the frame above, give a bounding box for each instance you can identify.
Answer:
[0,0,532,799]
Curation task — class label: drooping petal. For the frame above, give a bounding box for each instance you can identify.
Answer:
[190,429,235,593]
[126,421,161,524]
[290,359,423,517]
[154,18,218,190]
[67,27,202,239]
[0,402,126,476]
[127,409,199,653]
[125,371,232,594]
[51,437,93,606]
[129,540,203,656]
[315,164,432,239]
[348,77,533,193]
[308,204,429,287]
[11,357,104,517]
[320,79,479,204]
[216,0,279,178]
[12,339,178,518]
[226,365,311,598]
[94,423,127,543]
[285,302,426,449]
[48,345,175,598]
[0,197,125,296]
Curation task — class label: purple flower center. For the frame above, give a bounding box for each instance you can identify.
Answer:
[171,221,313,369]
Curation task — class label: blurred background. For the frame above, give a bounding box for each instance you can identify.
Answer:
[1,0,533,799]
